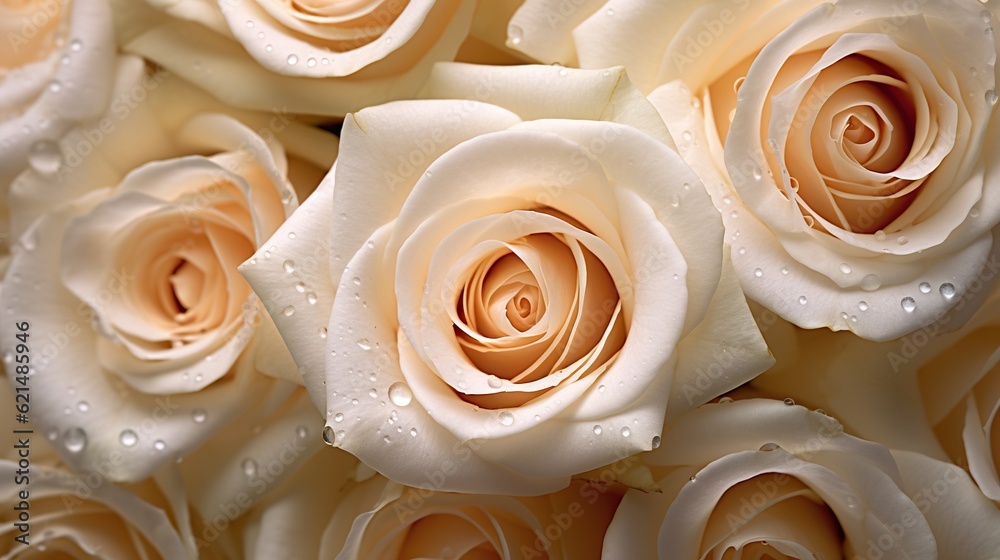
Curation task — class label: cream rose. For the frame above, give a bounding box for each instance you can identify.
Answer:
[0,0,116,247]
[0,462,196,558]
[0,59,338,481]
[916,290,1000,505]
[241,62,772,494]
[0,380,208,559]
[752,283,1000,507]
[511,0,1000,341]
[238,447,625,560]
[604,398,1000,559]
[113,0,519,116]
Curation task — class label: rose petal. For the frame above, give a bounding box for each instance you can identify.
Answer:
[893,450,1000,558]
[240,175,337,413]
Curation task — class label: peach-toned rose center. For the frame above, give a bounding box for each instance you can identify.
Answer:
[394,514,506,560]
[710,51,924,234]
[448,210,625,410]
[0,0,67,70]
[278,0,410,52]
[702,473,843,558]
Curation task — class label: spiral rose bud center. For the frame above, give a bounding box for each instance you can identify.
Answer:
[453,225,623,395]
[703,473,843,558]
[713,47,942,234]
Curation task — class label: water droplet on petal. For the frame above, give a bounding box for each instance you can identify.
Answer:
[28,140,62,175]
[64,428,87,453]
[940,283,956,299]
[77,401,89,412]
[620,427,631,437]
[69,38,82,51]
[508,25,523,46]
[860,274,881,291]
[487,376,502,389]
[192,409,207,423]
[651,435,661,449]
[282,306,295,316]
[839,263,852,274]
[593,425,603,435]
[283,260,295,273]
[357,338,371,350]
[858,301,869,311]
[287,54,298,65]
[499,411,514,426]
[242,458,258,477]
[783,398,795,406]
[919,282,931,294]
[798,296,808,305]
[388,382,413,407]
[154,440,166,451]
[754,268,763,278]
[759,442,779,452]
[119,429,138,447]
[296,425,308,439]
[901,297,916,313]
[987,89,999,106]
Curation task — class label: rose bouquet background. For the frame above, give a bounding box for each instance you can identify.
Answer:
[2,0,1000,558]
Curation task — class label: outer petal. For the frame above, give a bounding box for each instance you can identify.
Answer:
[241,448,359,560]
[418,63,673,146]
[177,387,326,535]
[750,319,949,461]
[240,176,338,412]
[668,247,774,422]
[893,450,1000,559]
[0,462,189,558]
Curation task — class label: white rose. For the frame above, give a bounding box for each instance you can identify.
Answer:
[113,0,521,116]
[511,0,1000,341]
[752,282,1000,507]
[604,398,1000,559]
[0,380,207,559]
[241,62,772,494]
[0,462,197,558]
[0,59,338,481]
[238,447,625,560]
[0,0,116,244]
